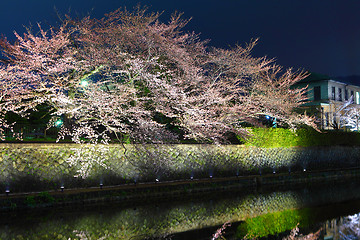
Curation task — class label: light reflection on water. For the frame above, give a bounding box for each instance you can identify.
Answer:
[1,180,360,239]
[323,213,360,240]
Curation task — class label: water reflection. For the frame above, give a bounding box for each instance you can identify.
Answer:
[323,213,360,240]
[1,180,360,239]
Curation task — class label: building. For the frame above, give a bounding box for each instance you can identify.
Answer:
[294,73,360,130]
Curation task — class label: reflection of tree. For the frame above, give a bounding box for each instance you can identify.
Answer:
[282,224,322,240]
[282,224,321,240]
[212,221,231,240]
[69,230,109,240]
[340,213,360,239]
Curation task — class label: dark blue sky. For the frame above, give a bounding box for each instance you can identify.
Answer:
[1,0,360,77]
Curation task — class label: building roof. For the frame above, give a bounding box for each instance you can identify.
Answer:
[335,75,360,87]
[298,72,331,84]
[297,72,360,88]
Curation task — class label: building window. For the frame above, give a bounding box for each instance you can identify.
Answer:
[345,89,348,101]
[338,88,342,101]
[357,92,360,104]
[351,91,354,102]
[331,86,336,100]
[325,112,329,127]
[314,86,321,100]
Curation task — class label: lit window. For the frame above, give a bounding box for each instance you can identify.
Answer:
[325,112,329,127]
[357,92,360,104]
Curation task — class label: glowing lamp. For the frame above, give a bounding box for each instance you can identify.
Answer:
[55,119,63,127]
[80,79,89,87]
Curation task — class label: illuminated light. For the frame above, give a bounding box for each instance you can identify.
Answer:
[265,115,270,120]
[155,178,159,183]
[190,176,193,180]
[54,119,63,127]
[100,183,103,189]
[303,168,306,172]
[80,79,89,87]
[60,186,64,192]
[209,175,213,179]
[5,189,10,196]
[273,170,276,174]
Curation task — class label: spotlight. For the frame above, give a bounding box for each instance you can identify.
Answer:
[80,79,89,87]
[100,183,103,189]
[60,186,64,192]
[5,189,10,196]
[54,119,63,127]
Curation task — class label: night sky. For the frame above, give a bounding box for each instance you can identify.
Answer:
[1,0,360,77]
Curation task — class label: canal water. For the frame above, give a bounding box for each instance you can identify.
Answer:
[1,178,360,239]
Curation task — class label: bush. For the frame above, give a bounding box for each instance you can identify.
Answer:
[243,127,360,148]
[242,128,297,148]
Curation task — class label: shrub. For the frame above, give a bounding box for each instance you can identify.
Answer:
[243,127,360,148]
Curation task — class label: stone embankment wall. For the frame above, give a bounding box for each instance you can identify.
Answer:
[0,143,359,193]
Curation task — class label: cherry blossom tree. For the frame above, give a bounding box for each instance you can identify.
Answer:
[337,96,360,131]
[0,24,76,140]
[0,7,314,145]
[245,65,314,128]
